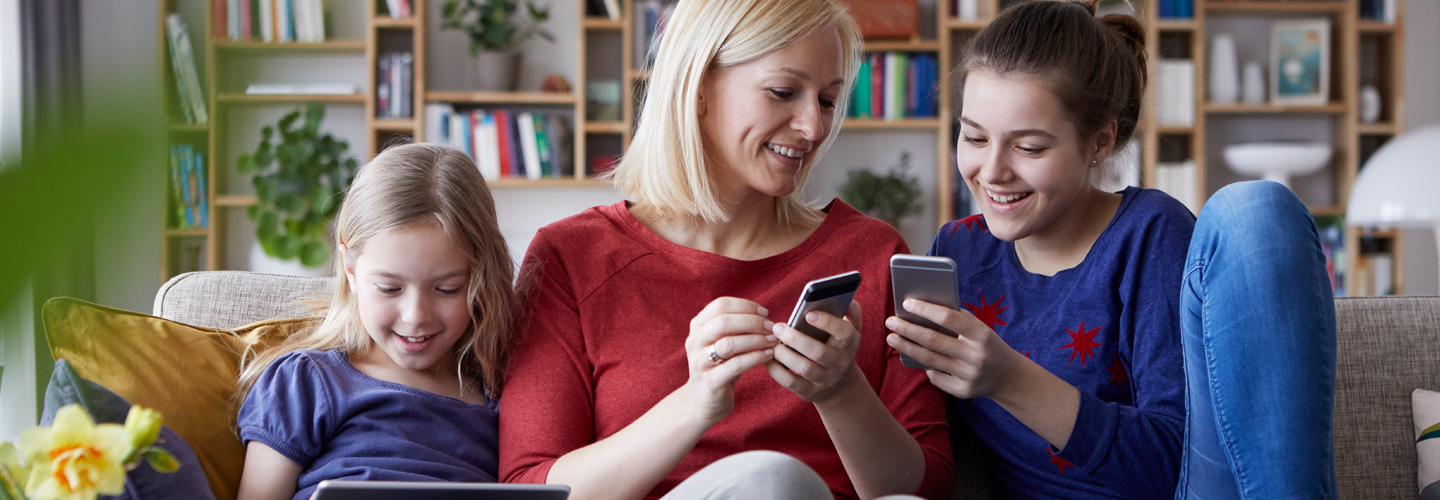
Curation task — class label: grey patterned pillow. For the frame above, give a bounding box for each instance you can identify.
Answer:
[1413,389,1440,499]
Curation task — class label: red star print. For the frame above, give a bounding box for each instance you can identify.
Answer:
[1107,354,1129,386]
[962,290,1009,331]
[1060,320,1103,366]
[1046,447,1075,475]
[948,214,988,236]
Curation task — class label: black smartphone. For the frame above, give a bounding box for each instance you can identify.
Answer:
[890,255,960,369]
[786,271,863,341]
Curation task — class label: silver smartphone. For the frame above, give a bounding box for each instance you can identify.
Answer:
[890,255,960,369]
[786,270,863,341]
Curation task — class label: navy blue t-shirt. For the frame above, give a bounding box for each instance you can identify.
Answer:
[931,187,1194,499]
[237,349,499,500]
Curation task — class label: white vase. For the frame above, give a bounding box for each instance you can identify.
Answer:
[474,51,521,91]
[1242,61,1266,104]
[248,241,331,277]
[1209,34,1240,105]
[1361,85,1382,123]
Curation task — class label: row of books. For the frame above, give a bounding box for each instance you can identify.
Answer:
[425,105,575,180]
[169,144,210,230]
[377,52,414,119]
[849,52,940,120]
[585,0,623,20]
[1154,160,1200,214]
[1157,0,1195,20]
[165,14,208,124]
[214,0,327,43]
[382,0,414,18]
[1155,59,1196,127]
[634,0,676,71]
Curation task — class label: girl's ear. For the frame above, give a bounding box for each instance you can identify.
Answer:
[339,243,358,294]
[1091,119,1119,165]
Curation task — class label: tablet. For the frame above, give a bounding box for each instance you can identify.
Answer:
[312,480,570,500]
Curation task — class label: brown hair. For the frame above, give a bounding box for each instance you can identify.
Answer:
[955,0,1146,152]
[236,143,518,405]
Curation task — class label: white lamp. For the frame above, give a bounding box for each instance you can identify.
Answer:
[1346,125,1440,290]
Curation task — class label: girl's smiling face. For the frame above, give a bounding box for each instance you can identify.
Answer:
[956,70,1102,244]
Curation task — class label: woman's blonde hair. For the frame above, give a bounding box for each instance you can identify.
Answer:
[236,143,518,404]
[606,0,862,226]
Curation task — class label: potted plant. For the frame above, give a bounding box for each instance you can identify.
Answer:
[237,103,358,275]
[838,151,924,228]
[440,0,555,91]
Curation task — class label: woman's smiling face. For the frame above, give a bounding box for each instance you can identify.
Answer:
[956,70,1098,243]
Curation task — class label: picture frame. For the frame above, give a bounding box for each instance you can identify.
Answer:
[1270,19,1331,106]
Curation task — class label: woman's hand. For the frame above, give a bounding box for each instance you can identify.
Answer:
[884,298,1026,400]
[683,297,779,425]
[766,301,863,403]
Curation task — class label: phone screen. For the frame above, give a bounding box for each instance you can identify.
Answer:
[890,255,960,369]
[786,271,862,341]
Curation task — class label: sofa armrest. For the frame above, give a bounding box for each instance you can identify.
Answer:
[153,271,333,329]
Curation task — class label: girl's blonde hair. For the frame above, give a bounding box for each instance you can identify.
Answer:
[236,143,517,403]
[606,0,862,226]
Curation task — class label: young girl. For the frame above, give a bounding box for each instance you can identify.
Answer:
[233,143,518,500]
[886,1,1337,498]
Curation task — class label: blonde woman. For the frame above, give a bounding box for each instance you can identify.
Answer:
[234,143,518,500]
[499,1,952,499]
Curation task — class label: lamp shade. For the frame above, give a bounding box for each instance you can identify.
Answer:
[1347,125,1440,227]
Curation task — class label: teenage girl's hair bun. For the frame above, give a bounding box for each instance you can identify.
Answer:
[1077,0,1101,15]
[1100,13,1147,89]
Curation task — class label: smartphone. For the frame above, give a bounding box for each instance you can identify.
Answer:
[786,271,863,341]
[890,255,961,369]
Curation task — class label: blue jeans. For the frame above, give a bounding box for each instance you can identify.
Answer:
[1175,181,1338,499]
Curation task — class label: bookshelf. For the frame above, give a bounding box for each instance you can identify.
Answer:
[158,0,1408,296]
[939,0,1405,297]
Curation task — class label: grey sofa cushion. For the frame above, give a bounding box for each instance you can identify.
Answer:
[1335,296,1440,500]
[153,271,333,329]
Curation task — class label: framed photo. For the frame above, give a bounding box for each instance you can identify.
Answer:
[1270,19,1331,106]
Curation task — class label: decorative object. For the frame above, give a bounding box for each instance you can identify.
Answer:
[1413,389,1440,498]
[838,151,923,227]
[540,74,571,93]
[1242,61,1266,104]
[833,0,919,38]
[236,103,358,272]
[1361,84,1382,123]
[440,0,555,92]
[0,403,176,500]
[1222,141,1332,189]
[1209,33,1240,104]
[586,80,622,122]
[1271,19,1330,106]
[1346,125,1440,290]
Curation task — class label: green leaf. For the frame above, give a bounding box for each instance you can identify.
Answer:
[277,235,302,260]
[300,241,330,268]
[246,204,260,222]
[254,179,275,204]
[275,193,304,215]
[257,212,279,239]
[237,154,253,173]
[143,448,181,473]
[258,233,280,257]
[260,125,273,141]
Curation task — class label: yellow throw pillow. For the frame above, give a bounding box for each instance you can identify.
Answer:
[41,297,318,500]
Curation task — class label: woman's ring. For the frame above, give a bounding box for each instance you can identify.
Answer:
[706,344,724,364]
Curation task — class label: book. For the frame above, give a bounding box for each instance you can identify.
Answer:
[398,53,413,118]
[165,14,208,124]
[195,152,209,229]
[546,114,573,177]
[533,113,553,177]
[259,0,274,42]
[1156,59,1196,126]
[494,110,514,177]
[505,111,525,178]
[179,144,194,228]
[476,111,502,180]
[516,112,542,180]
[602,0,622,20]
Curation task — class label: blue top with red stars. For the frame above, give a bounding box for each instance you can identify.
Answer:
[931,186,1194,499]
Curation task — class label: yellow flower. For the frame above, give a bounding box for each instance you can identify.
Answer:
[1,442,28,499]
[17,404,127,500]
[121,406,162,462]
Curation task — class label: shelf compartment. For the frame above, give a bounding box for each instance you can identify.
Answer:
[1203,102,1347,114]
[373,119,417,131]
[583,121,627,134]
[582,18,624,30]
[213,40,366,52]
[1205,2,1347,14]
[862,40,941,53]
[215,195,259,207]
[373,17,416,29]
[217,93,366,103]
[425,91,577,104]
[843,118,943,130]
[486,178,612,188]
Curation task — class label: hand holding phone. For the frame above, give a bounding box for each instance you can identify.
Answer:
[890,255,960,369]
[786,271,862,342]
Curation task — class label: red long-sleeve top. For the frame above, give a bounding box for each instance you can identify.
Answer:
[498,200,953,499]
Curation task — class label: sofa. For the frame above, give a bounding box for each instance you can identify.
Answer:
[141,271,1439,499]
